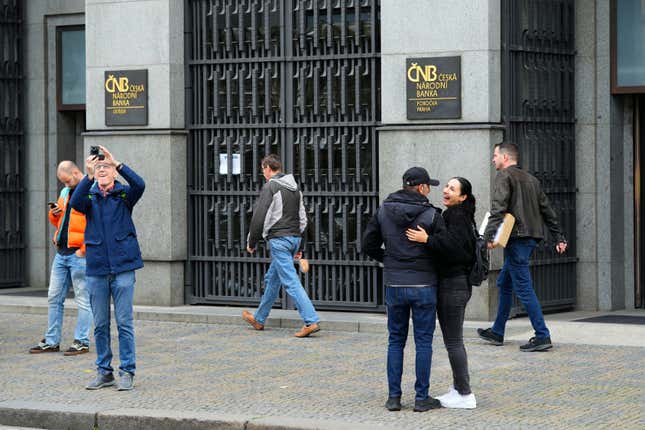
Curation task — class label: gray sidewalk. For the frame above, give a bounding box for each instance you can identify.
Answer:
[0,292,644,430]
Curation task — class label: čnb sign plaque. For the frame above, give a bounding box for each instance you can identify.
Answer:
[105,69,148,126]
[406,57,461,120]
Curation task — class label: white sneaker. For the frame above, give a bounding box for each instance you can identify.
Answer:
[439,389,477,409]
[436,386,458,402]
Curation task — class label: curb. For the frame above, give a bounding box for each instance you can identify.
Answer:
[0,401,387,430]
[0,301,388,335]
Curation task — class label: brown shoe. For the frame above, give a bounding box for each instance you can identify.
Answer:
[298,258,310,273]
[242,310,264,330]
[294,323,320,338]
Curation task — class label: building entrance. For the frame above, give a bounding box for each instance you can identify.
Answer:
[501,0,577,314]
[185,0,383,311]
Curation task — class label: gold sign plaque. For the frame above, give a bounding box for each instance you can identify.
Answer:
[406,57,461,119]
[104,69,148,126]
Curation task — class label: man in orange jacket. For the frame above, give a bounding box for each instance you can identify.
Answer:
[29,161,93,356]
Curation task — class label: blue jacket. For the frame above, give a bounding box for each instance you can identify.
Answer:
[362,189,445,286]
[70,164,145,276]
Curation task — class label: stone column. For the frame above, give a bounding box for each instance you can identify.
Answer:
[380,0,502,319]
[576,0,635,311]
[84,0,186,305]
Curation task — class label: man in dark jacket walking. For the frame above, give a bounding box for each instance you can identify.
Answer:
[70,145,145,390]
[362,167,446,412]
[242,154,320,338]
[477,142,567,352]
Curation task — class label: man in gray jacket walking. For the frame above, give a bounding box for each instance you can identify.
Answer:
[477,142,567,352]
[242,154,320,338]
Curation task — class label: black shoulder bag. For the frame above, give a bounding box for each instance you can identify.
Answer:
[468,223,489,286]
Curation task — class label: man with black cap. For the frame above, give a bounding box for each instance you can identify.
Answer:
[362,166,445,412]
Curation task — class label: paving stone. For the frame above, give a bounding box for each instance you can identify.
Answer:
[0,311,643,430]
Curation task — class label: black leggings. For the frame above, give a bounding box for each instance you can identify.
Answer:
[437,274,472,395]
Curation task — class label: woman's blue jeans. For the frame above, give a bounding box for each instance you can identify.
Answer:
[492,238,550,339]
[254,236,319,325]
[87,271,136,376]
[385,286,437,401]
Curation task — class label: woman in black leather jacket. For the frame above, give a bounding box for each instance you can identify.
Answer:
[406,177,477,409]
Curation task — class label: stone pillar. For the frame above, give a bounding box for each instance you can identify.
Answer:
[380,0,503,319]
[84,0,186,305]
[576,0,635,311]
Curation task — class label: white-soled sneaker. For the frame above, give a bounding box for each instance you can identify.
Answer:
[439,390,477,409]
[436,386,458,402]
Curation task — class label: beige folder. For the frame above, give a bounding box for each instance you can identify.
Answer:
[479,212,516,248]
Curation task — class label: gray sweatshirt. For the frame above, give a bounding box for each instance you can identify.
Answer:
[247,173,307,249]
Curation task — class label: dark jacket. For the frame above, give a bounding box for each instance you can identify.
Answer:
[362,189,445,286]
[247,173,307,249]
[484,165,565,243]
[70,164,145,276]
[424,205,475,278]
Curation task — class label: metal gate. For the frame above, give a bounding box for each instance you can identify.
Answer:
[0,0,24,289]
[185,0,382,310]
[501,0,577,313]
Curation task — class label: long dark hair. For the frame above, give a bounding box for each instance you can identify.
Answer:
[452,176,476,223]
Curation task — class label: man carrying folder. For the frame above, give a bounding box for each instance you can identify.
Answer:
[477,142,567,352]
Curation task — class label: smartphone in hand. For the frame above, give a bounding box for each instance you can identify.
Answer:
[47,201,57,209]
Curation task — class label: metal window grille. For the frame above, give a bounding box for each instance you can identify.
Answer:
[0,0,24,288]
[501,0,577,313]
[185,0,382,310]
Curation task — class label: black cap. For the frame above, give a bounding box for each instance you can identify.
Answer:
[402,167,440,187]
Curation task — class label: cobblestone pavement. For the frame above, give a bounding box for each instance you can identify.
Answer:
[1,311,643,430]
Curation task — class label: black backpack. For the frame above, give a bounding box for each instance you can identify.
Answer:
[468,223,489,286]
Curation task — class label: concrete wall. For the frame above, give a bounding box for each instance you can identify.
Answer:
[381,0,500,124]
[24,0,86,289]
[85,0,186,305]
[379,0,502,319]
[85,0,184,131]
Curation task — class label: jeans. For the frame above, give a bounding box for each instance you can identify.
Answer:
[385,286,437,400]
[492,238,550,339]
[45,253,92,346]
[87,271,136,376]
[254,236,319,325]
[438,274,472,395]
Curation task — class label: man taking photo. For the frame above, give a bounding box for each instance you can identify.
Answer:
[70,145,145,391]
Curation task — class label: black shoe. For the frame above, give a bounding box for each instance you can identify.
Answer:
[520,336,552,352]
[413,397,441,412]
[385,397,401,411]
[63,339,90,356]
[29,339,60,354]
[477,328,504,346]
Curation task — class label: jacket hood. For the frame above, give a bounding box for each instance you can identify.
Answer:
[269,173,298,191]
[382,189,435,227]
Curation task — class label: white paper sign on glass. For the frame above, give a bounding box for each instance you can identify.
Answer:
[219,153,241,175]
